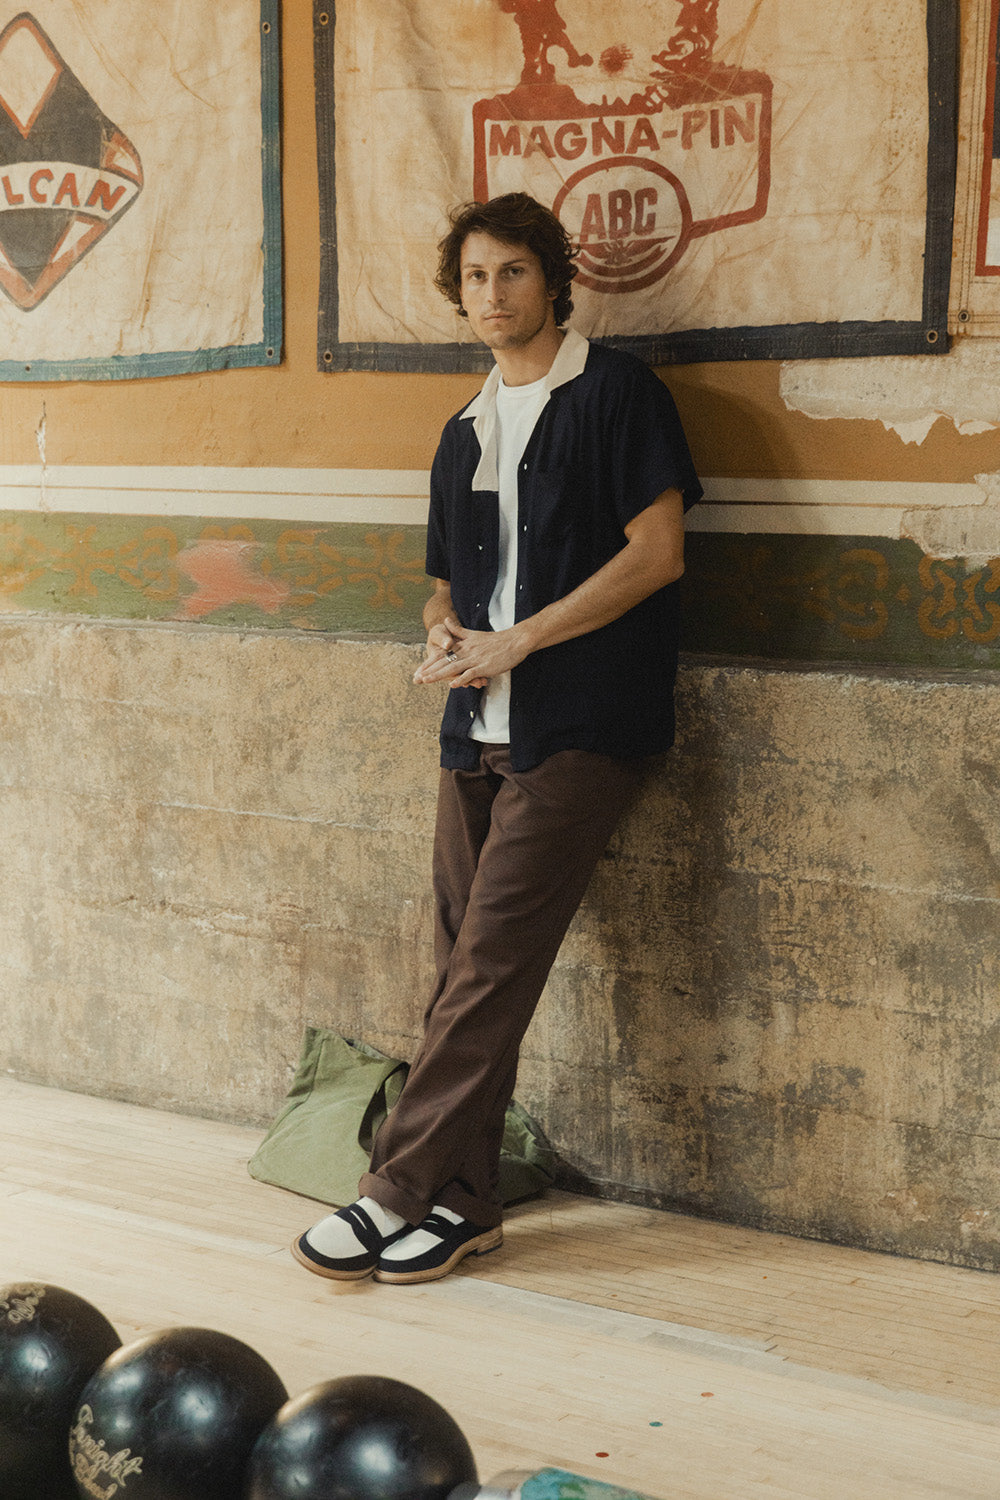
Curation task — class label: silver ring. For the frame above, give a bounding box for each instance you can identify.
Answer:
[446,650,458,662]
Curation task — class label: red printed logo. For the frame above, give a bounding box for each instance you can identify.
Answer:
[474,1,771,293]
[0,13,143,310]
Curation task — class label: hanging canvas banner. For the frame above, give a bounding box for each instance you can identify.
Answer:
[0,1,281,381]
[315,0,957,371]
[951,0,1000,333]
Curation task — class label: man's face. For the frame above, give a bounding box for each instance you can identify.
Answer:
[458,231,557,353]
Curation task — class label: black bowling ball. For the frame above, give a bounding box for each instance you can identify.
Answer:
[0,1281,122,1500]
[245,1373,478,1500]
[68,1325,288,1500]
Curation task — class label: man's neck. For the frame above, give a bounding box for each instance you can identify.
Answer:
[494,325,565,387]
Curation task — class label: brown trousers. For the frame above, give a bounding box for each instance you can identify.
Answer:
[360,745,642,1227]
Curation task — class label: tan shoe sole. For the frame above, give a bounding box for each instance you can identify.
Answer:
[290,1235,375,1281]
[374,1225,503,1285]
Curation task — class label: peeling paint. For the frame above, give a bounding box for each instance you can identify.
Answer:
[900,507,1000,564]
[780,341,1000,442]
[900,470,1000,563]
[960,1208,991,1240]
[882,1190,930,1223]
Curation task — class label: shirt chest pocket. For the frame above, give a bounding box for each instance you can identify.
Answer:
[525,467,584,545]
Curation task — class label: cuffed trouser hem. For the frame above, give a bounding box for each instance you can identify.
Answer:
[359,1171,502,1231]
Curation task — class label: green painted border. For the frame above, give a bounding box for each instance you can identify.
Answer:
[683,533,1000,671]
[0,513,428,634]
[1,513,998,671]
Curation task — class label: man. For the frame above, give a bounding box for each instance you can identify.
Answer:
[293,192,701,1285]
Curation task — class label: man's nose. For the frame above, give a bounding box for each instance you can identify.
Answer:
[485,274,505,304]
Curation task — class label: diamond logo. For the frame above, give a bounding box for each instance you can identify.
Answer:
[0,12,143,310]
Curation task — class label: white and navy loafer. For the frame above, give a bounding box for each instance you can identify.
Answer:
[291,1202,410,1281]
[374,1207,502,1284]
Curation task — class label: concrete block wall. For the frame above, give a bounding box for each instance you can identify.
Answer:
[1,616,998,1270]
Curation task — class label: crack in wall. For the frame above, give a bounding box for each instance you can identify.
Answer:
[35,404,49,512]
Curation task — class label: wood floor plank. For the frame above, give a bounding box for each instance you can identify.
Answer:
[2,1078,1000,1497]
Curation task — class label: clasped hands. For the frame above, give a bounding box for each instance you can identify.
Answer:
[413,615,530,689]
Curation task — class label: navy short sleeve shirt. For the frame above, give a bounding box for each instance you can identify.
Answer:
[426,334,702,772]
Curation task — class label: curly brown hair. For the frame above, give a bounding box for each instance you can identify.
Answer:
[435,193,578,327]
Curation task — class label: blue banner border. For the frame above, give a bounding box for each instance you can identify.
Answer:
[315,0,957,370]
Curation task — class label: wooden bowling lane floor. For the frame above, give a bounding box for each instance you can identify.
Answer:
[1,1077,999,1498]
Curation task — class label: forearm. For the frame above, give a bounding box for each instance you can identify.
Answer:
[418,490,685,688]
[422,582,455,637]
[516,528,682,655]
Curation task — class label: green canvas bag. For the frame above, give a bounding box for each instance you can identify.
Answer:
[248,1027,556,1208]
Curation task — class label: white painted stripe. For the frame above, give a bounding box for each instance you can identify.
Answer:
[690,479,984,538]
[697,477,983,510]
[2,465,432,524]
[0,466,983,537]
[689,505,912,536]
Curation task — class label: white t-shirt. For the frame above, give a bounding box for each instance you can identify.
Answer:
[470,372,548,743]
